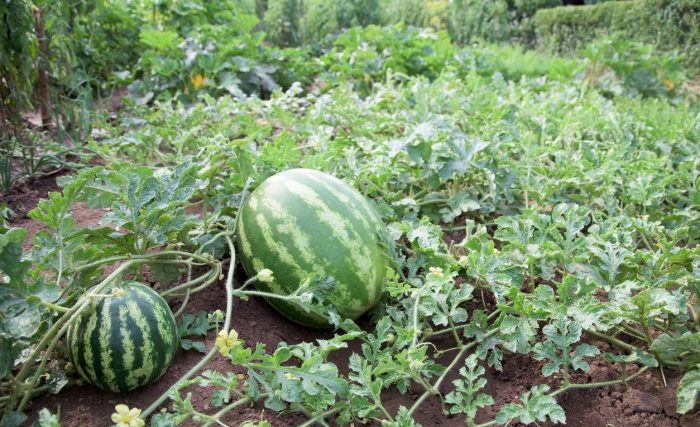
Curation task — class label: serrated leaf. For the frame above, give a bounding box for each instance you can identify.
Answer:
[676,364,700,414]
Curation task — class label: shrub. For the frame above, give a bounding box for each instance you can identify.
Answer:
[581,36,687,99]
[534,0,700,70]
[263,0,302,47]
[447,0,561,46]
[302,0,383,45]
[320,25,455,94]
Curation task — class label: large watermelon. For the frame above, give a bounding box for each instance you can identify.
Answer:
[237,168,386,327]
[67,281,179,392]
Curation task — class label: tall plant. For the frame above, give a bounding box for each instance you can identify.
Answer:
[0,0,35,139]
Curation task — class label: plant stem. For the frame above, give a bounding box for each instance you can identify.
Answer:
[411,288,423,349]
[40,301,70,313]
[173,288,191,318]
[202,395,253,427]
[407,327,499,416]
[9,260,139,413]
[585,328,638,351]
[417,198,448,206]
[473,366,651,427]
[142,236,237,419]
[551,366,650,397]
[160,266,220,297]
[296,407,341,427]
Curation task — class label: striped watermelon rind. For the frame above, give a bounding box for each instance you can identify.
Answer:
[67,281,179,393]
[237,168,386,328]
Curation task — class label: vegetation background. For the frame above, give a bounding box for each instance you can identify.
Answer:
[0,1,698,426]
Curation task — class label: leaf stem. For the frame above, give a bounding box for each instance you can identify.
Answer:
[141,236,237,419]
[40,301,70,313]
[296,407,341,427]
[408,327,500,417]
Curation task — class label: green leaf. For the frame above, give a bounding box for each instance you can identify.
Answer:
[650,332,700,367]
[140,30,181,51]
[676,364,700,414]
[0,335,19,379]
[150,412,175,427]
[445,354,494,419]
[495,385,565,425]
[0,229,30,287]
[180,339,206,353]
[0,411,28,427]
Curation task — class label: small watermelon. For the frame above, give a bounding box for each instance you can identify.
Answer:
[237,168,386,327]
[67,281,178,392]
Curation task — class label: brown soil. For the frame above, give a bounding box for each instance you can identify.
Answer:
[8,175,698,427]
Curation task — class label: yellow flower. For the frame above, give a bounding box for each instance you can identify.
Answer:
[111,404,145,427]
[284,372,298,380]
[457,256,469,268]
[191,74,205,90]
[216,329,240,356]
[662,79,674,91]
[428,266,444,278]
[257,269,274,283]
[111,287,126,297]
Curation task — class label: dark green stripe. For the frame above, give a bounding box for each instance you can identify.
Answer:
[134,289,170,383]
[276,186,369,302]
[89,300,109,391]
[239,169,386,327]
[68,282,178,392]
[109,300,128,392]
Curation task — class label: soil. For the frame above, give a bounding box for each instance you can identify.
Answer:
[7,175,698,427]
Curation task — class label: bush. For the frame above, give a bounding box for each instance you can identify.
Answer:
[447,0,560,46]
[448,0,511,44]
[263,0,302,47]
[302,0,383,45]
[320,25,455,94]
[0,0,34,136]
[534,0,700,70]
[582,36,687,98]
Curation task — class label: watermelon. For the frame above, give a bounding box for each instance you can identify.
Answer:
[237,168,386,327]
[67,281,178,393]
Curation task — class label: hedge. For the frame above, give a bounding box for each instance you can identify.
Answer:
[534,0,700,70]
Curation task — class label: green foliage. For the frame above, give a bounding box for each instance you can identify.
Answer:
[534,0,700,70]
[321,25,454,95]
[448,0,511,44]
[495,385,566,424]
[581,36,687,99]
[445,354,494,419]
[2,4,700,425]
[381,0,428,27]
[447,0,560,46]
[302,0,383,44]
[676,365,700,414]
[263,0,301,47]
[0,0,35,136]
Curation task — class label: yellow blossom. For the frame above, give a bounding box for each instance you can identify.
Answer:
[428,266,444,278]
[111,287,126,297]
[457,256,469,268]
[216,329,240,356]
[111,404,145,427]
[284,372,298,380]
[191,74,205,90]
[257,269,274,283]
